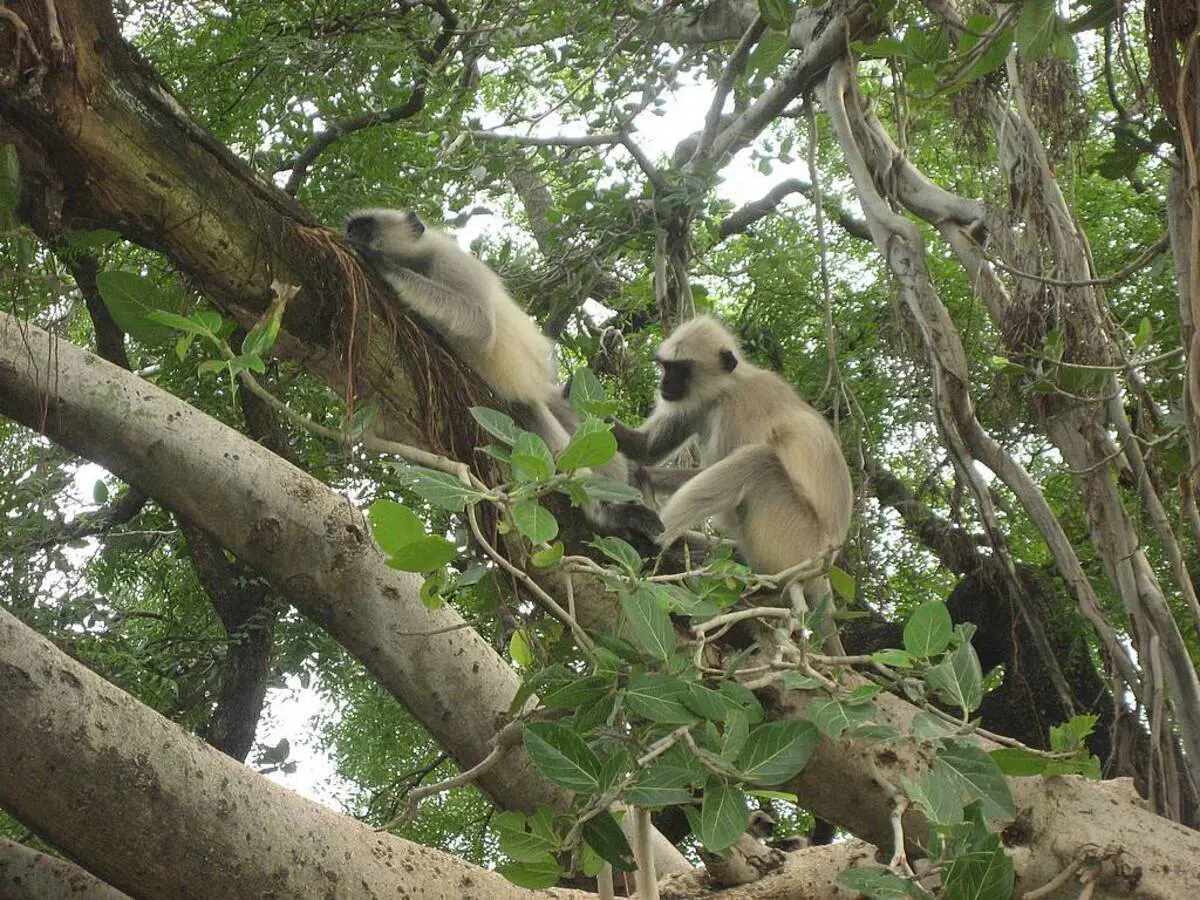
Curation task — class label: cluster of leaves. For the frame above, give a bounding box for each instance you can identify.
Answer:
[364,378,1098,897]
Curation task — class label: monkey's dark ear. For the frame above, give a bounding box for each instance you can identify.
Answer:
[719,349,738,372]
[404,211,427,236]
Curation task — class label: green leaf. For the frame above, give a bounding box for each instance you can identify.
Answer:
[568,368,615,418]
[722,708,750,760]
[809,697,875,739]
[386,536,457,572]
[470,407,520,445]
[738,721,820,785]
[391,464,480,512]
[925,641,984,715]
[558,418,618,471]
[745,30,789,82]
[648,583,718,618]
[903,600,953,657]
[523,723,601,793]
[836,866,917,899]
[1016,0,1058,59]
[718,680,764,723]
[625,762,696,808]
[511,499,559,544]
[855,35,907,59]
[368,499,428,555]
[757,0,794,32]
[902,770,964,829]
[828,565,855,604]
[871,648,913,668]
[590,535,644,573]
[849,724,900,743]
[682,681,741,722]
[780,672,823,692]
[845,683,883,705]
[243,320,278,360]
[497,858,562,889]
[620,585,675,660]
[65,229,121,251]
[942,832,1013,899]
[581,811,635,870]
[1049,714,1097,753]
[624,673,698,725]
[698,778,749,853]
[0,144,20,218]
[92,480,109,505]
[570,473,644,503]
[934,741,1015,823]
[531,542,565,568]
[541,675,613,709]
[509,630,534,667]
[990,747,1050,776]
[418,571,446,609]
[95,271,178,344]
[912,712,956,741]
[148,309,211,337]
[511,432,555,482]
[494,811,560,862]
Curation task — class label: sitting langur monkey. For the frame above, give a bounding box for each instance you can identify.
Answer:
[343,209,661,543]
[610,316,853,639]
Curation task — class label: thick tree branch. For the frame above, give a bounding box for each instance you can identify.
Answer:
[0,606,594,900]
[0,312,564,815]
[0,837,131,900]
[718,177,871,241]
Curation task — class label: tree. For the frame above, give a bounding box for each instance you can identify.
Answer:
[2,0,1200,898]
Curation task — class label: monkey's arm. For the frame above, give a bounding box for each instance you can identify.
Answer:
[611,409,697,464]
[378,267,497,346]
[636,464,700,501]
[656,445,775,547]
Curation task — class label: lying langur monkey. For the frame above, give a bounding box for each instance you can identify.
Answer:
[344,209,661,543]
[610,315,853,639]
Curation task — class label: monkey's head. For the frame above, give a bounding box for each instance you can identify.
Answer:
[344,209,428,264]
[655,315,740,404]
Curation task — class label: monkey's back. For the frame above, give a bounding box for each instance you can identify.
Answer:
[709,364,852,560]
[473,290,557,404]
[423,231,556,405]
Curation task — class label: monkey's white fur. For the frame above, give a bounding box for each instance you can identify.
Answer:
[345,209,561,410]
[615,316,853,602]
[345,209,662,542]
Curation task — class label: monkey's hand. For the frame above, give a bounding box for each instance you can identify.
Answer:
[608,418,638,453]
[614,501,663,542]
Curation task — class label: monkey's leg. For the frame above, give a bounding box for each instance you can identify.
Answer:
[637,465,699,493]
[795,577,846,656]
[656,445,778,547]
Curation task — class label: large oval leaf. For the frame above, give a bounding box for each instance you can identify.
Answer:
[698,778,749,853]
[523,723,601,793]
[737,720,820,786]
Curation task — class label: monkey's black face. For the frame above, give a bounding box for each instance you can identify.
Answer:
[344,210,426,253]
[344,214,378,247]
[658,359,693,402]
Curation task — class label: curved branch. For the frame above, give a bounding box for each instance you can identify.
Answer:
[718,177,870,240]
[281,0,458,195]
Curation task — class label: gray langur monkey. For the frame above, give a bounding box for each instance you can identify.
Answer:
[610,315,853,621]
[343,209,661,543]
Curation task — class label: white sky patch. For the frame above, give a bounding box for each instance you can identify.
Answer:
[257,676,353,809]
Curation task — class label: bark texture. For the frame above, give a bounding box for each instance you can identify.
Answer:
[0,606,594,900]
